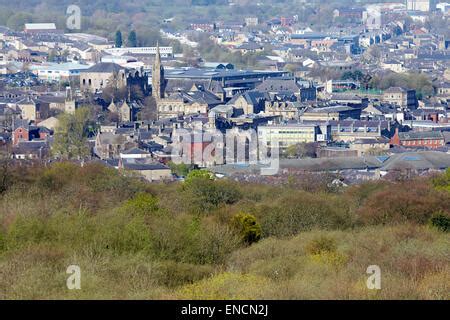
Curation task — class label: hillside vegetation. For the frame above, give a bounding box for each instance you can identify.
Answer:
[0,162,449,299]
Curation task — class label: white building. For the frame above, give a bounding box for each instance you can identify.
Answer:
[30,62,91,82]
[24,23,57,33]
[104,47,173,58]
[436,2,450,14]
[406,0,436,12]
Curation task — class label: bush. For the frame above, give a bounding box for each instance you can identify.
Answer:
[184,169,213,184]
[357,179,450,225]
[153,260,214,288]
[257,192,353,237]
[429,213,450,232]
[95,214,153,254]
[120,193,159,217]
[187,221,241,265]
[231,213,262,245]
[432,169,450,193]
[175,272,271,300]
[305,236,337,255]
[38,162,78,191]
[6,215,53,250]
[183,179,242,212]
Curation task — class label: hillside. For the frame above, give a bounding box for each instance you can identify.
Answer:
[0,162,449,299]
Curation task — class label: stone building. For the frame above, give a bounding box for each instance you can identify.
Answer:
[382,87,418,109]
[80,62,148,95]
[157,89,222,119]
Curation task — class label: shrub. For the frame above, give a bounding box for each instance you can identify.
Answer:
[175,272,271,300]
[121,193,159,217]
[148,215,240,265]
[305,236,337,255]
[309,251,348,268]
[168,162,193,177]
[184,169,213,184]
[95,214,153,254]
[0,229,5,252]
[38,162,78,191]
[153,260,214,288]
[183,179,242,212]
[187,221,241,265]
[6,215,53,250]
[257,192,353,237]
[231,213,262,245]
[429,213,450,232]
[357,179,450,225]
[432,168,450,192]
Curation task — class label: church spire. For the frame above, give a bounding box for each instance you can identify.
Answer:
[152,41,165,99]
[156,41,161,63]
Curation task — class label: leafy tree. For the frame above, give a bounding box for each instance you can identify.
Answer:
[127,30,138,47]
[341,70,364,81]
[369,72,434,99]
[285,142,317,158]
[184,169,214,184]
[52,107,92,160]
[231,213,262,245]
[168,162,193,177]
[6,12,32,30]
[115,30,123,48]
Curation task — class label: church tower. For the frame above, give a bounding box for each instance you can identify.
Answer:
[64,86,77,114]
[152,42,166,99]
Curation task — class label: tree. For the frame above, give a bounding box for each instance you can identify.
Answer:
[6,12,32,30]
[48,49,59,62]
[285,142,317,158]
[115,30,123,48]
[138,96,158,121]
[52,107,92,160]
[0,148,13,194]
[168,162,193,177]
[130,84,144,101]
[101,79,128,104]
[184,169,214,185]
[127,30,137,47]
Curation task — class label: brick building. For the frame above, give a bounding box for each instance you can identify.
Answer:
[390,129,445,149]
